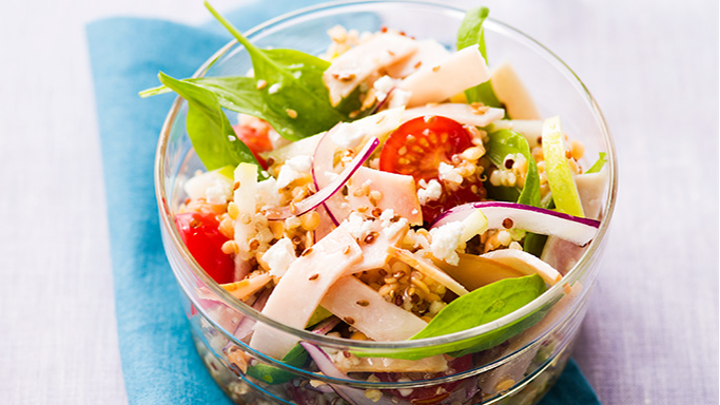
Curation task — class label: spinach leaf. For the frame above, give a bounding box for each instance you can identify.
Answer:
[586,152,607,174]
[486,129,541,207]
[205,1,347,140]
[356,275,546,360]
[522,229,549,257]
[456,7,503,109]
[246,344,308,385]
[484,182,520,202]
[158,72,266,177]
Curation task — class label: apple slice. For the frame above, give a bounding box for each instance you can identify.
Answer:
[542,117,584,217]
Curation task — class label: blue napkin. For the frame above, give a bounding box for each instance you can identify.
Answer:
[86,2,600,404]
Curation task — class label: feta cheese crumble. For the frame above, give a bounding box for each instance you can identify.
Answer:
[379,209,409,239]
[373,75,396,101]
[438,162,463,185]
[260,237,297,277]
[429,221,464,265]
[342,212,375,240]
[206,178,233,205]
[417,179,442,205]
[256,177,281,209]
[276,155,312,189]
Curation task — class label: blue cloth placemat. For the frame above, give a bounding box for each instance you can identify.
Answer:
[86,2,601,404]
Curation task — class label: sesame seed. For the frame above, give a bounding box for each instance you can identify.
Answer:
[364,231,378,244]
[343,317,355,325]
[356,300,370,307]
[308,273,319,281]
[256,79,267,90]
[301,247,313,257]
[286,109,298,119]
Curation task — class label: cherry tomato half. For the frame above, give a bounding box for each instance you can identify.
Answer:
[175,212,235,284]
[233,124,273,169]
[380,116,473,181]
[379,116,485,223]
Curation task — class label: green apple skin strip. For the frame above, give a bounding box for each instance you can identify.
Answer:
[542,116,584,217]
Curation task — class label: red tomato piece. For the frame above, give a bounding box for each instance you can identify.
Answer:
[380,116,473,181]
[175,212,235,284]
[233,123,273,169]
[379,116,485,223]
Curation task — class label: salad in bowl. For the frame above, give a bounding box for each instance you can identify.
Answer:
[148,2,616,404]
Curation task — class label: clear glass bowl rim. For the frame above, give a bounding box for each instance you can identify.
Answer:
[154,0,619,352]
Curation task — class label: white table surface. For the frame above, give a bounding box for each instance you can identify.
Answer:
[0,0,717,404]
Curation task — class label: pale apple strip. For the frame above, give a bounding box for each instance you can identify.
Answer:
[403,103,505,129]
[390,247,470,296]
[321,276,427,341]
[233,163,258,261]
[490,62,541,120]
[480,249,562,286]
[250,227,363,359]
[384,39,450,79]
[324,33,418,106]
[398,46,490,107]
[347,167,423,225]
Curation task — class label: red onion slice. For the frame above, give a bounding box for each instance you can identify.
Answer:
[311,316,341,335]
[312,126,348,225]
[264,137,379,220]
[300,342,402,405]
[431,201,600,246]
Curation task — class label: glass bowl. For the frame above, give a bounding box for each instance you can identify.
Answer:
[155,1,618,404]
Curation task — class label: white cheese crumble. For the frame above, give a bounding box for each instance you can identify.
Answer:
[388,89,411,109]
[438,162,463,185]
[331,122,368,149]
[429,221,464,265]
[285,155,313,172]
[417,179,442,205]
[379,209,408,239]
[256,177,281,209]
[206,178,233,205]
[276,155,312,189]
[342,212,374,240]
[261,238,297,277]
[373,75,396,101]
[379,208,396,225]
